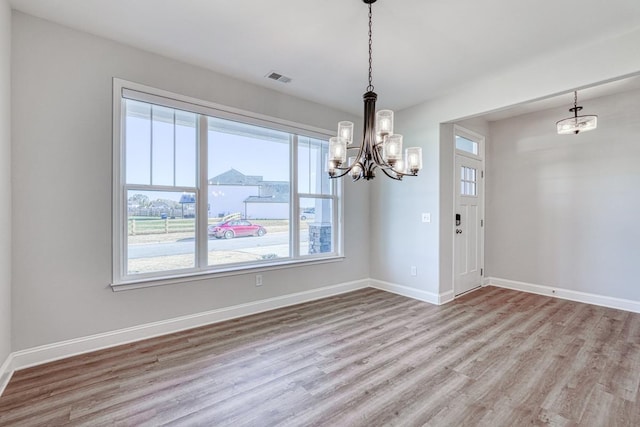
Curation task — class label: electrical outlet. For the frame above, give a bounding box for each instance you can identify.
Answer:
[255,274,263,287]
[421,213,431,223]
[410,266,417,276]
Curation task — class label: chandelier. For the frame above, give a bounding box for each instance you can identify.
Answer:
[327,0,422,181]
[556,91,598,135]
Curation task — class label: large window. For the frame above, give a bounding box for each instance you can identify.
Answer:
[113,80,342,286]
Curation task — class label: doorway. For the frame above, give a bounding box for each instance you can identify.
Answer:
[453,126,485,296]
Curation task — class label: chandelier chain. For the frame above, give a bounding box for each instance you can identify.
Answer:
[367,2,374,92]
[574,91,577,109]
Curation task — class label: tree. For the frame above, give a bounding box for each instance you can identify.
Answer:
[128,193,150,207]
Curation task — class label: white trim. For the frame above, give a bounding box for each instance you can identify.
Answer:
[8,280,369,375]
[112,78,343,287]
[119,81,333,139]
[453,124,485,160]
[439,289,455,304]
[1,279,464,397]
[111,256,346,291]
[0,353,13,397]
[452,124,486,297]
[4,277,640,398]
[487,277,640,314]
[370,279,447,305]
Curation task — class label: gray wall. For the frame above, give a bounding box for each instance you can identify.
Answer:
[0,0,11,366]
[486,89,640,300]
[11,12,368,351]
[372,25,640,299]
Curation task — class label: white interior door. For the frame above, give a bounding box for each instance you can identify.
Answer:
[454,129,484,296]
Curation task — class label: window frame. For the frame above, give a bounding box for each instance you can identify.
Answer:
[454,125,484,161]
[112,79,343,289]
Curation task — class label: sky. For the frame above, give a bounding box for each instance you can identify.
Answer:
[125,100,329,203]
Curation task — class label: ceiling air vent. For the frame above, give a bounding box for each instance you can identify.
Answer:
[265,71,292,84]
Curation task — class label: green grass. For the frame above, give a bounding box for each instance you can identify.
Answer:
[127,217,292,235]
[128,218,195,235]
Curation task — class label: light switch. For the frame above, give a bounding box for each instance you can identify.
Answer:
[421,213,431,223]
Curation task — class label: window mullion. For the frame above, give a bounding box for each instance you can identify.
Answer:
[297,193,335,200]
[114,94,126,283]
[291,134,299,258]
[196,115,209,269]
[335,177,343,256]
[149,106,154,185]
[173,110,177,187]
[124,184,197,193]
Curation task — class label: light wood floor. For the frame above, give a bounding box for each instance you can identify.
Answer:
[1,287,640,426]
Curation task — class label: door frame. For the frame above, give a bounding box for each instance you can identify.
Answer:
[452,124,486,297]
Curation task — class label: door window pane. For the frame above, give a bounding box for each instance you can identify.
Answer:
[460,166,478,196]
[456,135,479,155]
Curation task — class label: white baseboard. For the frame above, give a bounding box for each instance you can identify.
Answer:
[8,279,370,375]
[370,279,450,305]
[0,352,13,397]
[0,277,471,397]
[488,277,640,313]
[439,289,455,304]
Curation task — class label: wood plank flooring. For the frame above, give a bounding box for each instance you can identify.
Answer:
[1,287,640,426]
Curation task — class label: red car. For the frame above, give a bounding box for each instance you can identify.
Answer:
[208,220,267,239]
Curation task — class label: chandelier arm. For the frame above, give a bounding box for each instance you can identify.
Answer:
[364,161,377,180]
[329,167,357,179]
[348,141,367,170]
[385,164,410,176]
[370,138,387,165]
[380,167,402,181]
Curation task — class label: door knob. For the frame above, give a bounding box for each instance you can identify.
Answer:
[456,229,462,234]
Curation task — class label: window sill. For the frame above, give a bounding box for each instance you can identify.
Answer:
[110,256,346,292]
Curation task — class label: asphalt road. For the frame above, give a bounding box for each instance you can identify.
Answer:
[128,231,306,259]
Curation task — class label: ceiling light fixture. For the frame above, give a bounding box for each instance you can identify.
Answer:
[327,0,422,181]
[556,91,598,135]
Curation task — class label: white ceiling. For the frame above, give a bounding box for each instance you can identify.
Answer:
[480,73,640,122]
[9,0,640,116]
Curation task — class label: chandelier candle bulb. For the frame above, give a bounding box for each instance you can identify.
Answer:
[328,160,337,177]
[348,156,362,178]
[376,110,394,138]
[351,163,363,179]
[406,147,423,174]
[329,136,347,166]
[383,134,403,164]
[338,121,355,145]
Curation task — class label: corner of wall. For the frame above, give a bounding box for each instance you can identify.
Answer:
[0,0,13,395]
[438,123,454,296]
